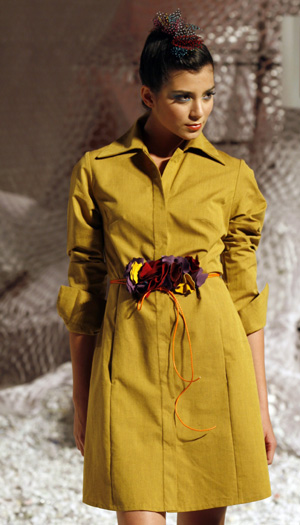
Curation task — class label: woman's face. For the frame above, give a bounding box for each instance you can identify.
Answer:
[141,65,215,142]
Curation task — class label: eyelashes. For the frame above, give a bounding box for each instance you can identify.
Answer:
[203,90,216,100]
[173,94,192,102]
[172,91,216,103]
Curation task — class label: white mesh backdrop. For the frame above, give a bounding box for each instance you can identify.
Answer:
[0,2,299,451]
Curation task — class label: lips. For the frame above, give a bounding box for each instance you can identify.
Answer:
[186,123,202,131]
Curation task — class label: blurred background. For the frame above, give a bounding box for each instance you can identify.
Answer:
[0,0,299,523]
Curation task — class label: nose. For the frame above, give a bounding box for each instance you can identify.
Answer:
[189,98,204,120]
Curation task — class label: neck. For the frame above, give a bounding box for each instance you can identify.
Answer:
[143,113,184,158]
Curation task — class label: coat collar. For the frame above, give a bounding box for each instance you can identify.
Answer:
[183,132,226,165]
[94,114,225,166]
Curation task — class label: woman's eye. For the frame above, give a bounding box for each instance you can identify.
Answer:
[173,94,191,102]
[202,91,216,101]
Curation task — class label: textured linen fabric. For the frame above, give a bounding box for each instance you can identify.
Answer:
[57,115,271,512]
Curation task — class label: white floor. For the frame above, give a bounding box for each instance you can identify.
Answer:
[0,363,299,525]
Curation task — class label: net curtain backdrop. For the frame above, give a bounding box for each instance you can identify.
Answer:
[0,1,299,454]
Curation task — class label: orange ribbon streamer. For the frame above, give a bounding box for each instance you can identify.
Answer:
[111,273,219,432]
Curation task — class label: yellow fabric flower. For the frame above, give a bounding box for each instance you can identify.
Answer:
[130,261,143,284]
[175,273,196,295]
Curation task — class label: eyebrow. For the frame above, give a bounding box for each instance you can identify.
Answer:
[203,85,216,94]
[171,85,216,95]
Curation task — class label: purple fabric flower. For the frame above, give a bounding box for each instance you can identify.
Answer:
[161,255,190,273]
[192,267,208,287]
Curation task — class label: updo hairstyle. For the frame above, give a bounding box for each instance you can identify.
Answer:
[139,29,214,93]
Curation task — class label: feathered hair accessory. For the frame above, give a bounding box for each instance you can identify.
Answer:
[153,8,204,57]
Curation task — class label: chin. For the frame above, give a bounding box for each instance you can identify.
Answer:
[184,129,203,139]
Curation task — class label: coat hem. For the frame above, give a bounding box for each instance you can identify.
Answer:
[82,489,272,512]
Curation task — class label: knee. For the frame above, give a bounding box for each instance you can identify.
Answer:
[177,507,227,525]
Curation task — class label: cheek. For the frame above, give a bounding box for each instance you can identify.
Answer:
[171,105,187,121]
[204,102,214,119]
[164,106,183,123]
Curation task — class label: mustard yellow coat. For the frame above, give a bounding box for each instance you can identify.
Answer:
[57,115,271,512]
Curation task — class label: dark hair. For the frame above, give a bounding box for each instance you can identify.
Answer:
[139,29,214,93]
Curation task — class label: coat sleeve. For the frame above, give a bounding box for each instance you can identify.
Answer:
[221,159,268,335]
[56,152,107,335]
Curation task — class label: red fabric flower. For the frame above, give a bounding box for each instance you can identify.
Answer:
[169,263,183,288]
[185,255,200,272]
[139,260,171,291]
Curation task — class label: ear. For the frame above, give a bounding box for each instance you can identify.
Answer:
[141,86,155,109]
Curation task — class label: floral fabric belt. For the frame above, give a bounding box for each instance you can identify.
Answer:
[111,255,220,433]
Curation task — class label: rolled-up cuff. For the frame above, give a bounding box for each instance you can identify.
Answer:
[57,285,106,335]
[238,283,269,335]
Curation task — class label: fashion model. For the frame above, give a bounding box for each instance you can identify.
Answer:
[57,9,277,525]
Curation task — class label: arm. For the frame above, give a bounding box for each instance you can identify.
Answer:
[56,153,107,453]
[69,332,97,456]
[247,328,277,465]
[57,152,107,335]
[222,160,276,463]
